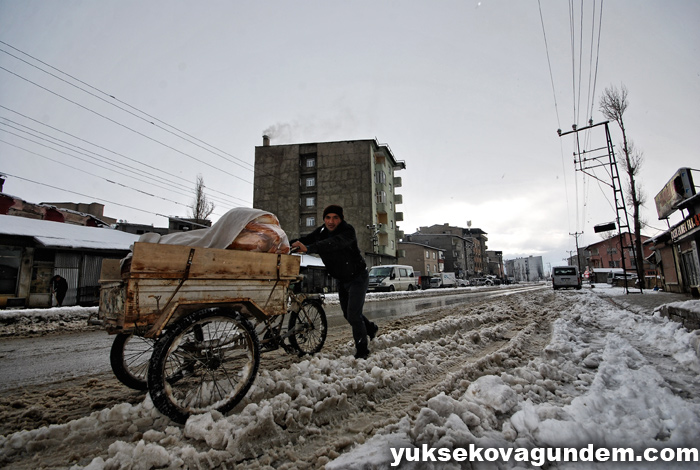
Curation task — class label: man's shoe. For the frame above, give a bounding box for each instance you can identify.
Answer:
[368,323,379,341]
[354,349,370,360]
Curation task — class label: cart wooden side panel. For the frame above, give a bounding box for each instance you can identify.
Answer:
[99,243,301,336]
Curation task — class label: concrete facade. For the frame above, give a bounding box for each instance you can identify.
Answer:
[485,250,504,279]
[254,138,405,266]
[406,224,488,279]
[398,241,444,277]
[505,256,545,282]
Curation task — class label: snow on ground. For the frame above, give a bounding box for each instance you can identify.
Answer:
[0,306,99,337]
[1,287,699,469]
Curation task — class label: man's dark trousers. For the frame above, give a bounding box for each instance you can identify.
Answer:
[337,269,372,354]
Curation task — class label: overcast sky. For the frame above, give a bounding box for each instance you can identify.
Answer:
[1,0,698,272]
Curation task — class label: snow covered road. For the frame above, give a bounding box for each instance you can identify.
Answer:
[1,288,699,469]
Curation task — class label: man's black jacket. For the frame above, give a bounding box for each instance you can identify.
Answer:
[295,220,366,282]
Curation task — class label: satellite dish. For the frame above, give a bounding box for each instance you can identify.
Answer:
[467,220,472,227]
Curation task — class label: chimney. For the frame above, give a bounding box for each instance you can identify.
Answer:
[262,135,270,146]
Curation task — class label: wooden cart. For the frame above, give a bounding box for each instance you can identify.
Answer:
[99,242,327,424]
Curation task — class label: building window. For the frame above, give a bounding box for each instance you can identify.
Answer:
[306,216,316,227]
[305,197,315,208]
[306,177,315,188]
[425,250,430,259]
[376,191,386,204]
[375,171,386,184]
[306,157,316,168]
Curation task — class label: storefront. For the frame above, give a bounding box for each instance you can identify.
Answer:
[646,170,699,296]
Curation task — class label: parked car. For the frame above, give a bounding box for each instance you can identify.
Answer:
[457,279,470,287]
[368,265,417,292]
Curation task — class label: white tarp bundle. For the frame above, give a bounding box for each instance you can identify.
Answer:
[136,207,289,253]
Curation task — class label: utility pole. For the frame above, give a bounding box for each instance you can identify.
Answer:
[570,231,583,274]
[558,121,642,294]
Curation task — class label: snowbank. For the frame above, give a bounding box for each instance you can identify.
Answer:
[1,289,699,469]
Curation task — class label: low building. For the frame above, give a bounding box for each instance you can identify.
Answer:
[0,214,138,308]
[398,241,444,277]
[644,194,700,294]
[1,193,112,227]
[643,167,699,295]
[585,233,654,284]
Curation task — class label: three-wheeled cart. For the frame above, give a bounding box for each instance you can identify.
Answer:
[99,242,327,424]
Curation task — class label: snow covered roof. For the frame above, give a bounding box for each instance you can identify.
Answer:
[0,214,139,251]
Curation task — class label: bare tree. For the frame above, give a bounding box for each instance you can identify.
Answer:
[190,174,215,223]
[599,84,646,283]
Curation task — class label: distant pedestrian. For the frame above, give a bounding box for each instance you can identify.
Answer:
[51,274,68,307]
[291,205,378,359]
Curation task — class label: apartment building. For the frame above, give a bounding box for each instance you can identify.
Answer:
[398,241,444,276]
[406,224,488,279]
[585,232,654,282]
[505,256,544,282]
[253,137,406,266]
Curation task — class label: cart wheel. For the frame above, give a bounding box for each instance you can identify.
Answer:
[147,308,259,424]
[110,333,153,391]
[287,301,327,355]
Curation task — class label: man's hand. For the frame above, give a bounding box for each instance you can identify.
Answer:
[291,241,308,253]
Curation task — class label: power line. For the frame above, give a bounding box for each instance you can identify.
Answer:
[0,106,251,206]
[0,65,253,185]
[1,171,211,227]
[587,0,605,124]
[0,41,295,191]
[0,120,249,210]
[537,0,562,129]
[0,42,256,175]
[0,137,208,214]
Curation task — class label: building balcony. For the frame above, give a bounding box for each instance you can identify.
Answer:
[395,212,404,222]
[394,194,403,205]
[376,202,388,214]
[393,176,402,188]
[376,244,395,256]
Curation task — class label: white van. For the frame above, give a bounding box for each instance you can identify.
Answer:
[368,265,417,292]
[552,266,581,290]
[606,270,637,285]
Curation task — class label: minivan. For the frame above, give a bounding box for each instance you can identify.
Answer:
[552,266,581,290]
[607,271,638,285]
[367,265,417,292]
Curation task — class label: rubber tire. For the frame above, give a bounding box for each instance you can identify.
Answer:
[147,308,260,424]
[389,285,396,292]
[408,284,415,291]
[110,333,153,391]
[287,301,327,355]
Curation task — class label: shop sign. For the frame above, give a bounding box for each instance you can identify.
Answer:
[654,168,695,220]
[671,213,700,241]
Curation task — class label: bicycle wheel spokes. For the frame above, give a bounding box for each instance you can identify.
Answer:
[110,333,154,390]
[149,309,260,424]
[288,301,327,355]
